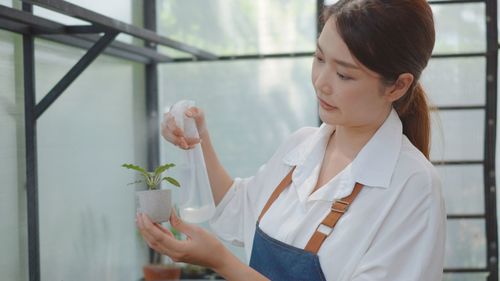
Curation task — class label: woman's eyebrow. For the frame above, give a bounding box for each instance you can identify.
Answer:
[316,41,360,70]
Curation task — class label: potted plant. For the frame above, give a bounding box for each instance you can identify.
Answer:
[122,162,183,281]
[122,163,180,223]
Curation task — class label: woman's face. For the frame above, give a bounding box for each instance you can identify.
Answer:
[311,17,393,127]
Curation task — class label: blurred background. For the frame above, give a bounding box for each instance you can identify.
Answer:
[0,0,498,280]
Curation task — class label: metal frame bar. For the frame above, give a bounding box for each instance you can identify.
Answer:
[22,20,119,281]
[22,3,39,281]
[0,5,172,63]
[484,0,498,279]
[434,160,484,165]
[444,268,489,273]
[429,0,485,4]
[168,51,488,63]
[0,5,102,35]
[448,214,486,219]
[447,214,485,220]
[35,31,118,118]
[38,34,162,64]
[0,17,30,33]
[0,4,65,33]
[144,0,161,265]
[434,105,485,110]
[317,0,323,128]
[20,0,218,60]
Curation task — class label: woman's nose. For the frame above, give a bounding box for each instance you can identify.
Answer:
[319,84,331,96]
[314,72,332,95]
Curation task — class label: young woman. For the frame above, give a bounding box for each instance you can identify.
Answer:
[137,1,446,280]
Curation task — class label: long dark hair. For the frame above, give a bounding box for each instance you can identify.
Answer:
[322,0,435,159]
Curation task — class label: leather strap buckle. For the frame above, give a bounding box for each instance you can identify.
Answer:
[316,223,334,236]
[331,199,350,213]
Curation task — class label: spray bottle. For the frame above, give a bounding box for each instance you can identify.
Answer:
[168,100,216,223]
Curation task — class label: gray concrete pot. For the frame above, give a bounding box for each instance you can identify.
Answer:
[136,189,172,223]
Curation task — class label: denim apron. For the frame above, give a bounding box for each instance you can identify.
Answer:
[249,166,363,281]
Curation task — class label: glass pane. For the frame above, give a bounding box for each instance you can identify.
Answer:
[0,30,28,281]
[432,3,486,54]
[445,219,486,268]
[443,273,488,281]
[34,38,84,103]
[436,165,484,215]
[422,57,485,107]
[35,40,149,281]
[159,58,318,178]
[159,58,318,262]
[0,0,12,7]
[157,0,316,56]
[430,110,484,162]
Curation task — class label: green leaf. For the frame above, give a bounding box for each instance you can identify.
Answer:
[153,173,161,187]
[145,176,156,189]
[122,162,178,190]
[153,163,176,176]
[121,163,149,177]
[126,180,142,186]
[163,176,180,187]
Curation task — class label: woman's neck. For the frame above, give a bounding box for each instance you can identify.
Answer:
[328,109,391,160]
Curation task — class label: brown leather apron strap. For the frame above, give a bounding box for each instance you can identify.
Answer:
[257,166,296,223]
[304,182,364,253]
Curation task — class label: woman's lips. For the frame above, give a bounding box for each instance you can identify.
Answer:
[317,96,337,110]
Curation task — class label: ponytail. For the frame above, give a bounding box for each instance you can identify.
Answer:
[393,82,431,160]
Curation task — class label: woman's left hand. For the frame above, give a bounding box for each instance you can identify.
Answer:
[136,209,229,270]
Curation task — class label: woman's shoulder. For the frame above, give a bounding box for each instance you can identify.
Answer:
[394,135,443,200]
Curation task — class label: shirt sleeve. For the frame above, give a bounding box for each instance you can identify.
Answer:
[208,127,316,247]
[350,169,447,281]
[207,167,264,247]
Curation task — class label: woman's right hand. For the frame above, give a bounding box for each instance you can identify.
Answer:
[161,106,207,150]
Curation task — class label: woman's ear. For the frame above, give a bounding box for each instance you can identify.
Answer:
[384,73,414,102]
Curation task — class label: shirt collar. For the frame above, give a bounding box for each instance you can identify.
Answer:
[282,122,334,167]
[282,107,403,190]
[351,108,403,188]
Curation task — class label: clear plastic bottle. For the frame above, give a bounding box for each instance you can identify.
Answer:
[169,100,216,223]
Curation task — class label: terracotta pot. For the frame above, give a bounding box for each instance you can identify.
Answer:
[143,264,181,281]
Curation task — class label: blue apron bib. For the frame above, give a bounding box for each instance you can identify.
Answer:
[249,166,363,281]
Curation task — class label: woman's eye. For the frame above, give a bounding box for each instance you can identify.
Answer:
[337,72,351,81]
[314,53,325,63]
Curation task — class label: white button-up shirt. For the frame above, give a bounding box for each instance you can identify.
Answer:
[209,108,446,281]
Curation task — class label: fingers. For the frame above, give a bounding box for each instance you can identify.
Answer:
[185,107,208,137]
[185,137,201,146]
[169,208,196,238]
[137,211,225,267]
[184,107,199,119]
[151,221,174,238]
[136,214,163,251]
[161,113,200,150]
[137,213,186,256]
